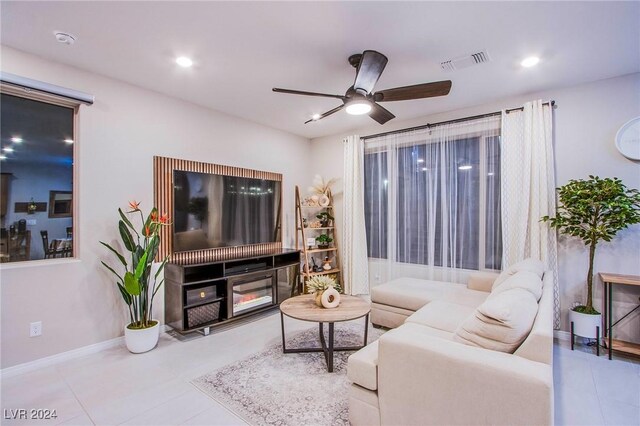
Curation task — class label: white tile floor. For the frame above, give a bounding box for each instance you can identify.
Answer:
[553,339,640,425]
[1,311,638,426]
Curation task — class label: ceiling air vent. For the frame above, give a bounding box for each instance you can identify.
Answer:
[440,50,491,72]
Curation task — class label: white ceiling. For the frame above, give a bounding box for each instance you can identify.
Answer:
[1,1,638,139]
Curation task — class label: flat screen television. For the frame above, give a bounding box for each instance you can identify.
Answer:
[172,170,281,252]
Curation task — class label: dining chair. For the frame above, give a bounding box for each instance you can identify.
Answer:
[40,230,63,259]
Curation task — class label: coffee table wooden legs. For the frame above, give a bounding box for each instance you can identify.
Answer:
[280,312,370,372]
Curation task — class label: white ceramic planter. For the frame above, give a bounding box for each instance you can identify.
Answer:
[569,309,602,339]
[124,321,159,353]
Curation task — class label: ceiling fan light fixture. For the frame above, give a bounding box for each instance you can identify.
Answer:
[175,56,193,68]
[521,56,540,68]
[345,100,372,115]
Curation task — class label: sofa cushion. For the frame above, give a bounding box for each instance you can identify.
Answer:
[372,277,465,311]
[384,322,453,341]
[490,270,543,301]
[406,301,477,333]
[467,271,500,293]
[453,288,538,353]
[347,341,379,391]
[371,302,414,329]
[492,258,545,290]
[440,286,490,308]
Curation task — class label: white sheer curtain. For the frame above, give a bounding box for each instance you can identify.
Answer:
[501,100,560,328]
[364,116,502,285]
[343,135,370,295]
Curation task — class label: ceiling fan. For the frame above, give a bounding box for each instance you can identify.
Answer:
[272,50,452,125]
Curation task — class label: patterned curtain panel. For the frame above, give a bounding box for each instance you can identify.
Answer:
[363,116,502,285]
[343,135,370,295]
[501,100,560,329]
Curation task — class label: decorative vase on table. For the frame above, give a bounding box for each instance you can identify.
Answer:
[100,201,171,354]
[307,275,342,308]
[321,287,341,309]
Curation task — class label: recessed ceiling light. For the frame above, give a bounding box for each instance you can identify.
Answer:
[417,158,425,163]
[0,155,7,160]
[64,139,74,144]
[3,147,14,152]
[345,101,372,115]
[521,56,540,68]
[175,56,193,68]
[311,113,321,121]
[11,137,23,143]
[421,167,429,171]
[458,165,473,170]
[488,172,495,176]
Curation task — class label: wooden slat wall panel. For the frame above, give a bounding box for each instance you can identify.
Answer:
[153,156,282,265]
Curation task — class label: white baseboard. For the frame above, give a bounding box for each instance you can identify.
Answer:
[1,325,168,379]
[554,330,571,341]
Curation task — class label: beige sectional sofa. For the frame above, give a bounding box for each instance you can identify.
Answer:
[347,259,554,426]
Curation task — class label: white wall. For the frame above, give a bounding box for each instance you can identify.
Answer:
[310,73,640,340]
[2,162,73,260]
[0,46,311,369]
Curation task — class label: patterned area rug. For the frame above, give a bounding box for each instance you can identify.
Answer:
[193,321,384,426]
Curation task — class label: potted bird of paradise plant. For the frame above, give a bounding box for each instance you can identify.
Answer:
[101,201,170,353]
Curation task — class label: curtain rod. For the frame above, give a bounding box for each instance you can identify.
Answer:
[361,100,555,141]
[0,71,94,105]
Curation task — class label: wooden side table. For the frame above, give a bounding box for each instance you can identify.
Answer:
[600,272,640,360]
[279,294,370,372]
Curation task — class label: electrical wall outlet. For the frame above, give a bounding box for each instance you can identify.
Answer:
[26,219,36,226]
[30,321,42,337]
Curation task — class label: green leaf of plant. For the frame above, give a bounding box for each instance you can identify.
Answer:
[135,251,148,280]
[101,261,123,281]
[142,208,159,236]
[119,220,135,252]
[117,282,132,305]
[118,208,139,236]
[152,278,165,298]
[100,241,127,267]
[155,256,169,280]
[124,271,141,296]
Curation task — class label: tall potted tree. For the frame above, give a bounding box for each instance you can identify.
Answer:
[101,201,170,353]
[542,176,640,338]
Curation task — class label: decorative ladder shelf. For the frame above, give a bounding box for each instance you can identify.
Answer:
[295,185,343,291]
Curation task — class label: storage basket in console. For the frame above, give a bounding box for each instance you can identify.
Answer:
[186,301,222,328]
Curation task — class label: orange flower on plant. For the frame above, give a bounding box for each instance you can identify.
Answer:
[144,226,151,237]
[128,200,141,212]
[159,213,169,224]
[150,211,158,222]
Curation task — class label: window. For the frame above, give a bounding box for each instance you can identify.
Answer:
[364,118,502,272]
[0,93,76,263]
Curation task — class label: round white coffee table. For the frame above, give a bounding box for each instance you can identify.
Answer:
[279,294,370,372]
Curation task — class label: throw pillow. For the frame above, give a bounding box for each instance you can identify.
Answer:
[453,288,538,353]
[490,270,543,302]
[492,258,545,291]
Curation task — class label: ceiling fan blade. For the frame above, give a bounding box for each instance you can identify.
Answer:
[304,104,345,124]
[273,88,345,100]
[374,80,452,102]
[369,103,395,125]
[353,50,388,94]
